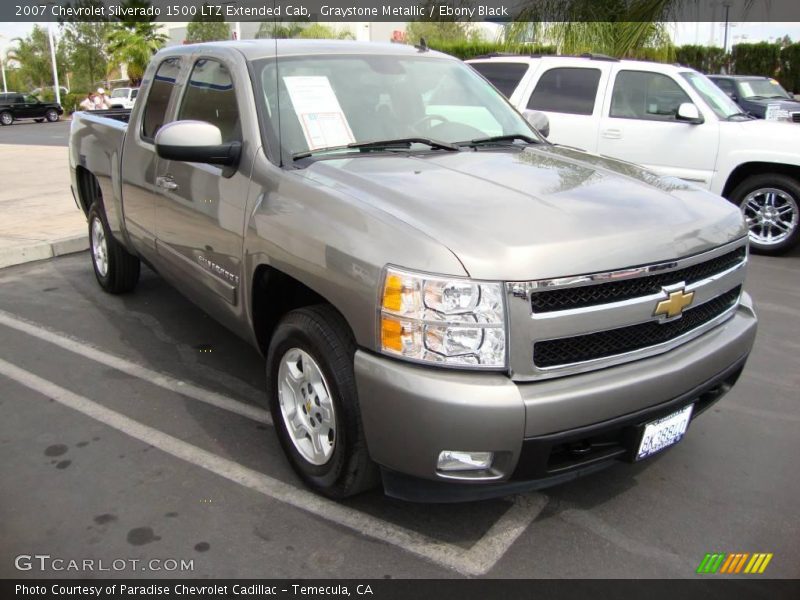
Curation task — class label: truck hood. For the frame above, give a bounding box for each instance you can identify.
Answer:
[300,145,745,281]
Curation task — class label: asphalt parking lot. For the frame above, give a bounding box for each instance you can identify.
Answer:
[0,246,798,579]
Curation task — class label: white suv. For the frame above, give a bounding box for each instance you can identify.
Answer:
[108,87,139,110]
[468,54,800,254]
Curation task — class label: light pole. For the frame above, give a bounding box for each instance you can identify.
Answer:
[48,24,61,105]
[0,35,8,94]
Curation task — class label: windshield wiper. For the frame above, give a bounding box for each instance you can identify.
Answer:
[293,137,459,160]
[459,134,540,147]
[726,112,754,120]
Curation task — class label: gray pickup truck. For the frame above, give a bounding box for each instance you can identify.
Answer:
[69,40,757,502]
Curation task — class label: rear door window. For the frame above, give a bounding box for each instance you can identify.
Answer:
[610,70,691,121]
[470,62,529,98]
[141,57,182,141]
[528,67,601,115]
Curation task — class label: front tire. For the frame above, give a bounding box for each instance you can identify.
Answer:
[88,204,140,294]
[730,174,800,255]
[0,111,12,126]
[45,109,59,122]
[266,305,378,499]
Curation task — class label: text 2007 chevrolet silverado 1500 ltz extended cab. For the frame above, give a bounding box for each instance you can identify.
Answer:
[69,41,757,502]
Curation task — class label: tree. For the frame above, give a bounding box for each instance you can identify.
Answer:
[60,1,110,92]
[295,24,354,40]
[405,2,482,46]
[504,0,675,60]
[255,22,306,39]
[186,4,231,43]
[7,25,68,91]
[106,21,167,85]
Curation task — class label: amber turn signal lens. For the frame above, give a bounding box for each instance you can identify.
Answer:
[382,274,404,312]
[381,316,404,352]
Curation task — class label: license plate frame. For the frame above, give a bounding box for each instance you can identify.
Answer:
[635,404,694,461]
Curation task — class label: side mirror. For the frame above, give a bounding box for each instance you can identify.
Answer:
[155,120,241,167]
[676,103,704,124]
[523,109,550,138]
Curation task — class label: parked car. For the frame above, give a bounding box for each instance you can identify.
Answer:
[468,54,800,254]
[108,87,139,110]
[708,75,800,122]
[0,92,63,125]
[69,41,756,502]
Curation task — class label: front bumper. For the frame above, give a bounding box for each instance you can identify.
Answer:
[354,296,757,501]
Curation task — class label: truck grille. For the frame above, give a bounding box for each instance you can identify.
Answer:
[533,286,741,368]
[530,247,745,313]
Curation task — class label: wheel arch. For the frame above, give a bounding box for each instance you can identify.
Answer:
[722,162,800,198]
[250,264,349,357]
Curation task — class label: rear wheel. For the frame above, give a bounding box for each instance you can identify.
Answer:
[266,305,378,499]
[730,174,800,255]
[45,109,59,122]
[88,203,140,294]
[0,111,12,126]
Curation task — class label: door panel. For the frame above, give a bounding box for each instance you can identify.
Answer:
[155,57,248,309]
[120,57,183,256]
[596,68,719,188]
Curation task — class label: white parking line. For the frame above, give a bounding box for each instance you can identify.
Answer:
[0,309,270,424]
[0,357,546,576]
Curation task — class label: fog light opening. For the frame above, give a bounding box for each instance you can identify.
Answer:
[437,450,494,472]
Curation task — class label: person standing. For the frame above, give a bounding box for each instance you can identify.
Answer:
[94,88,109,110]
[79,92,97,111]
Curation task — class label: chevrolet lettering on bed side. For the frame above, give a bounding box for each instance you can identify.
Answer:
[69,40,756,502]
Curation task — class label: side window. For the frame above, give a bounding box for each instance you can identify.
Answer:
[141,57,181,141]
[469,62,529,98]
[178,59,240,143]
[610,71,692,121]
[714,79,735,96]
[527,67,601,115]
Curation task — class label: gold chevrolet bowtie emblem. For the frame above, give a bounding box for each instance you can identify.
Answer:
[654,288,695,319]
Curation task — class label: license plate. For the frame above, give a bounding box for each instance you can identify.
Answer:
[636,404,694,461]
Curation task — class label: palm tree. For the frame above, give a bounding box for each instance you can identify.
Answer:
[7,25,68,91]
[105,21,166,85]
[503,0,677,60]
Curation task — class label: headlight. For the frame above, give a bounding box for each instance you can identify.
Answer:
[379,267,507,368]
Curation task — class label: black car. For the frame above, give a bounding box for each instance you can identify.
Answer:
[0,92,64,126]
[708,75,800,122]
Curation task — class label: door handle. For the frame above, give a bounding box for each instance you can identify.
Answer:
[155,175,178,191]
[601,128,622,139]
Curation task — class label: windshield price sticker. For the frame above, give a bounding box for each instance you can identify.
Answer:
[283,76,355,150]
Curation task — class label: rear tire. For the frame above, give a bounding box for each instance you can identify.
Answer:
[88,203,140,294]
[45,109,59,122]
[0,111,12,126]
[730,174,800,255]
[266,304,379,499]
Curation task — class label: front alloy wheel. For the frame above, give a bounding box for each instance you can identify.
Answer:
[731,174,800,255]
[0,112,12,126]
[277,348,337,466]
[742,187,798,248]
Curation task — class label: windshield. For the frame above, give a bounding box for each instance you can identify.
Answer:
[737,78,791,100]
[110,89,128,98]
[681,72,743,119]
[253,54,536,161]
